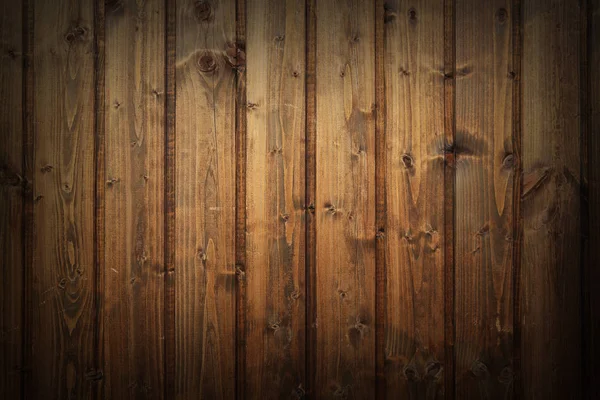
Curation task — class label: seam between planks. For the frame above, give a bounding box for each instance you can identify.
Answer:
[235,0,247,398]
[443,0,456,397]
[92,0,106,397]
[511,0,523,398]
[304,0,317,397]
[164,0,176,396]
[374,0,386,398]
[21,0,34,398]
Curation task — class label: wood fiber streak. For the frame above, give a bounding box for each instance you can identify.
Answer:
[31,0,96,397]
[245,0,306,398]
[383,0,446,398]
[455,0,515,398]
[587,0,599,397]
[315,0,376,398]
[0,0,23,397]
[521,0,581,398]
[175,0,236,397]
[104,0,165,397]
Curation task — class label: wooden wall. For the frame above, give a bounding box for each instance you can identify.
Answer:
[0,0,597,398]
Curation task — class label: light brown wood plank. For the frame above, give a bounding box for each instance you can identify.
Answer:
[315,0,376,397]
[31,0,96,397]
[0,0,23,397]
[521,0,581,398]
[454,0,515,397]
[175,0,236,397]
[383,1,446,397]
[586,0,599,397]
[103,0,165,397]
[245,0,306,398]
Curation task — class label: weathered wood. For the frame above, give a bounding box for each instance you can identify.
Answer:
[521,0,581,398]
[245,0,306,398]
[0,0,23,397]
[175,0,237,397]
[315,0,376,397]
[383,0,446,397]
[103,0,165,397]
[454,0,515,397]
[30,0,96,397]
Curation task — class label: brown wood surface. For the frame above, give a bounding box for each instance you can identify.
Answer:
[245,0,306,398]
[30,0,96,397]
[587,1,599,398]
[103,0,165,397]
[315,0,376,398]
[521,0,582,398]
[454,0,515,398]
[0,0,23,397]
[383,1,446,397]
[0,1,596,398]
[175,0,237,397]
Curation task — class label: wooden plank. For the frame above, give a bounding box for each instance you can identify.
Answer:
[245,0,306,398]
[30,0,96,397]
[454,0,515,397]
[103,0,165,397]
[382,1,446,397]
[315,0,376,397]
[584,0,598,397]
[175,0,237,397]
[0,0,23,397]
[521,0,581,398]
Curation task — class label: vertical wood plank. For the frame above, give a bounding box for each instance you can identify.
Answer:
[0,0,23,397]
[315,0,376,397]
[586,0,599,397]
[175,0,237,397]
[31,0,96,397]
[245,0,306,398]
[383,0,446,397]
[103,0,165,397]
[454,0,515,397]
[521,0,581,398]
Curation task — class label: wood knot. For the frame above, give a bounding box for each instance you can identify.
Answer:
[404,365,419,381]
[376,228,385,239]
[496,8,508,23]
[292,70,300,78]
[225,42,246,71]
[280,213,290,222]
[408,8,417,22]
[499,366,514,385]
[338,289,347,299]
[64,26,87,45]
[6,48,17,59]
[106,177,120,187]
[350,33,359,43]
[383,3,397,23]
[41,164,53,173]
[470,360,489,379]
[401,154,414,169]
[106,0,124,13]
[57,278,67,289]
[274,34,285,42]
[425,361,442,379]
[197,53,217,73]
[85,369,104,382]
[502,153,515,169]
[194,1,212,22]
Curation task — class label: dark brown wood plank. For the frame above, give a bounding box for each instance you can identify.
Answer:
[0,0,23,397]
[30,0,96,397]
[175,0,237,397]
[315,0,376,397]
[454,0,515,397]
[383,1,446,398]
[245,0,306,398]
[521,0,581,398]
[103,0,165,397]
[585,0,598,397]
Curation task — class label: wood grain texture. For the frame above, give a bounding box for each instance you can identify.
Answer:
[383,1,446,397]
[315,0,376,398]
[245,0,306,398]
[0,0,23,397]
[585,0,598,397]
[521,0,581,398]
[454,0,515,397]
[103,0,165,397]
[31,0,96,397]
[175,0,236,397]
